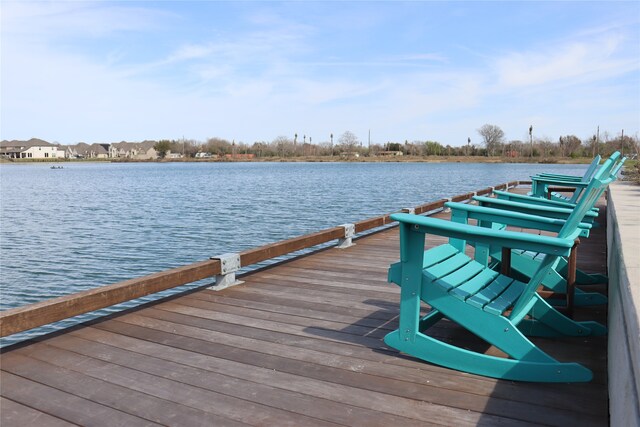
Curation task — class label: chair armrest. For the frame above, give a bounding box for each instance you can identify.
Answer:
[472,196,598,219]
[534,173,582,181]
[494,190,577,208]
[494,190,599,213]
[445,202,591,237]
[391,213,573,256]
[530,176,589,188]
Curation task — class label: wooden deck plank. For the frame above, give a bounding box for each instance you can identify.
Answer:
[88,311,605,425]
[0,371,163,427]
[0,188,610,426]
[0,397,78,427]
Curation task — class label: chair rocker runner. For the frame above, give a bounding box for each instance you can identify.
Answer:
[384,174,611,382]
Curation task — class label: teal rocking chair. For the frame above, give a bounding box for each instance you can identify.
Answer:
[530,152,621,202]
[532,154,601,182]
[384,172,611,382]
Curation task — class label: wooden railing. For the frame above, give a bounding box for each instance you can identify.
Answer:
[0,181,522,338]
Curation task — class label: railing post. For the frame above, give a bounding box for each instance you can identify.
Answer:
[443,198,453,213]
[402,208,416,215]
[336,223,356,249]
[209,253,244,290]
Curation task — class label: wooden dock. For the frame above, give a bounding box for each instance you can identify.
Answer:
[0,187,609,426]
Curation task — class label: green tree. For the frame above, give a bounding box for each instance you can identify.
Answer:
[154,140,171,159]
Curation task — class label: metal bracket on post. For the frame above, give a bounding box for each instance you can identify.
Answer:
[336,223,355,249]
[402,208,416,215]
[443,198,453,213]
[208,253,244,290]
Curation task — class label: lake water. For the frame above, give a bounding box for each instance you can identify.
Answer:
[0,161,587,345]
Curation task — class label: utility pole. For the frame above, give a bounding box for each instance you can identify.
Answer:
[621,129,624,157]
[467,137,470,156]
[330,133,333,157]
[596,126,600,156]
[529,125,533,159]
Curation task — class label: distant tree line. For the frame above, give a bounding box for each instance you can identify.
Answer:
[152,127,639,159]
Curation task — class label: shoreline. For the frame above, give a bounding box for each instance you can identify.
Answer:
[0,155,600,165]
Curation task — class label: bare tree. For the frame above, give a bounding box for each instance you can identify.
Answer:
[205,137,232,155]
[559,135,581,158]
[536,137,553,159]
[338,131,360,154]
[272,136,294,157]
[477,124,505,156]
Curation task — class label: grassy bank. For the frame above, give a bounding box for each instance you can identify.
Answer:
[1,155,605,165]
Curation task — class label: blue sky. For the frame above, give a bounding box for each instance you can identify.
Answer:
[2,1,639,147]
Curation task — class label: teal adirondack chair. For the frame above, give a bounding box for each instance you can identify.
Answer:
[471,153,624,294]
[495,154,624,212]
[533,154,601,182]
[530,152,620,202]
[384,172,611,382]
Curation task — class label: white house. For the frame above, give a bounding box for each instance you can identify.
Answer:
[0,139,66,159]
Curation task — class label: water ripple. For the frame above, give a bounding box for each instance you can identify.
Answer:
[0,161,587,346]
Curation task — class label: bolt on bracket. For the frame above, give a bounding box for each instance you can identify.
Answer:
[443,198,453,213]
[336,223,356,249]
[208,252,244,290]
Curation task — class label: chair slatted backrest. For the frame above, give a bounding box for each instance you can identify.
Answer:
[567,155,603,203]
[558,152,621,237]
[582,155,602,182]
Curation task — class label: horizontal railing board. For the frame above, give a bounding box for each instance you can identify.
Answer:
[0,181,524,338]
[240,227,345,266]
[0,259,222,337]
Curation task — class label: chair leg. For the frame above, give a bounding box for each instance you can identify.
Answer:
[565,239,579,318]
[523,295,607,337]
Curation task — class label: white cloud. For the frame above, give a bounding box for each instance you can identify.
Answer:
[494,35,638,89]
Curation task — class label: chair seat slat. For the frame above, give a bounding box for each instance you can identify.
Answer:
[485,279,527,315]
[435,260,484,291]
[449,268,499,301]
[466,275,513,309]
[424,253,470,281]
[422,244,458,268]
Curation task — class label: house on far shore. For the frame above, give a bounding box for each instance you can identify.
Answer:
[0,138,66,159]
[109,141,158,160]
[339,151,360,158]
[68,142,109,159]
[166,151,183,159]
[376,150,404,157]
